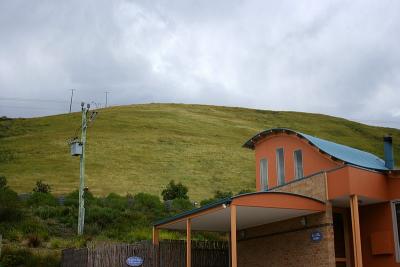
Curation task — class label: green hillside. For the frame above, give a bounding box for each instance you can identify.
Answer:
[1,103,399,201]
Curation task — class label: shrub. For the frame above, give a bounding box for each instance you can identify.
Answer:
[103,193,127,209]
[124,228,151,242]
[132,193,163,216]
[27,192,57,206]
[64,189,94,207]
[0,187,22,221]
[167,198,194,214]
[0,247,60,267]
[1,253,26,267]
[0,247,31,267]
[86,206,119,228]
[33,206,61,220]
[200,190,233,206]
[33,180,51,193]
[20,219,49,240]
[161,180,189,201]
[3,228,23,241]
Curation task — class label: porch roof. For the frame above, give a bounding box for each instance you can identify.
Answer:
[154,192,326,232]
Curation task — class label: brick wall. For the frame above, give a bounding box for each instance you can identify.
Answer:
[269,172,327,201]
[237,172,336,267]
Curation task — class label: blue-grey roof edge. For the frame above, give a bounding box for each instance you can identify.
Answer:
[243,128,389,171]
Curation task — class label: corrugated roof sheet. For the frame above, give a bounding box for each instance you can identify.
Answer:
[243,128,389,171]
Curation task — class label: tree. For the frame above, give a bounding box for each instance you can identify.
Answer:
[33,180,51,194]
[161,180,189,201]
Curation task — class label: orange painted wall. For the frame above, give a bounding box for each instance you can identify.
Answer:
[254,133,340,191]
[359,202,398,267]
[327,166,390,201]
[389,178,400,199]
[348,167,389,200]
[327,166,350,199]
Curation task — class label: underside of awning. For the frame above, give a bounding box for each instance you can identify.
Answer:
[154,192,326,232]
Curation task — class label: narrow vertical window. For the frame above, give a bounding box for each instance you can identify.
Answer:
[260,158,268,191]
[392,201,400,262]
[294,149,304,179]
[276,148,285,185]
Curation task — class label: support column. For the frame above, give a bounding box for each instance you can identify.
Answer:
[350,195,363,267]
[152,227,160,267]
[186,218,191,267]
[152,227,159,246]
[230,205,237,267]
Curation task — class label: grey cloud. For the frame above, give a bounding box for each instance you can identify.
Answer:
[0,0,399,128]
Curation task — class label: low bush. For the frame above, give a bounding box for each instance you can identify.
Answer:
[124,228,151,242]
[0,185,22,222]
[86,206,119,228]
[33,206,62,220]
[27,192,57,207]
[64,189,95,207]
[132,192,164,217]
[166,198,194,214]
[200,190,233,206]
[0,247,60,267]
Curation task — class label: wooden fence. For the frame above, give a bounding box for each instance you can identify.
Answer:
[61,240,229,267]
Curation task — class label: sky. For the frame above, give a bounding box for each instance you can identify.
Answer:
[0,0,399,128]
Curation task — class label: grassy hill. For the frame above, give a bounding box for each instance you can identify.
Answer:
[1,103,399,201]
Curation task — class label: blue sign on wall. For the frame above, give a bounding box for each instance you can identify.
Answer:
[126,256,144,267]
[311,231,323,242]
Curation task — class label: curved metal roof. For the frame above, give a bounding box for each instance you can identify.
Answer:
[243,128,389,171]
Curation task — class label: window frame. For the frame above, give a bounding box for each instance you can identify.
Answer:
[259,158,268,191]
[391,200,400,262]
[293,149,304,179]
[276,147,285,185]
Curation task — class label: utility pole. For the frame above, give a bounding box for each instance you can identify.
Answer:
[69,102,97,235]
[78,102,89,235]
[105,91,109,108]
[69,89,75,113]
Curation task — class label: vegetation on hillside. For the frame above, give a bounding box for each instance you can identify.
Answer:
[0,104,399,201]
[0,176,246,267]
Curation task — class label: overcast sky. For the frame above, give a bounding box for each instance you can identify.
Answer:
[0,0,399,128]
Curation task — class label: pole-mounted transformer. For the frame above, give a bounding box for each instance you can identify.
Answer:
[68,102,95,235]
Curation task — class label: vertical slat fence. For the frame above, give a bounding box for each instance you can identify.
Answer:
[61,240,228,267]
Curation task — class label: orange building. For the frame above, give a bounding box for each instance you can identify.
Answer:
[153,128,400,267]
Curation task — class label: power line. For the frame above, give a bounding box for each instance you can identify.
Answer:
[0,97,104,108]
[0,97,69,104]
[0,105,67,111]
